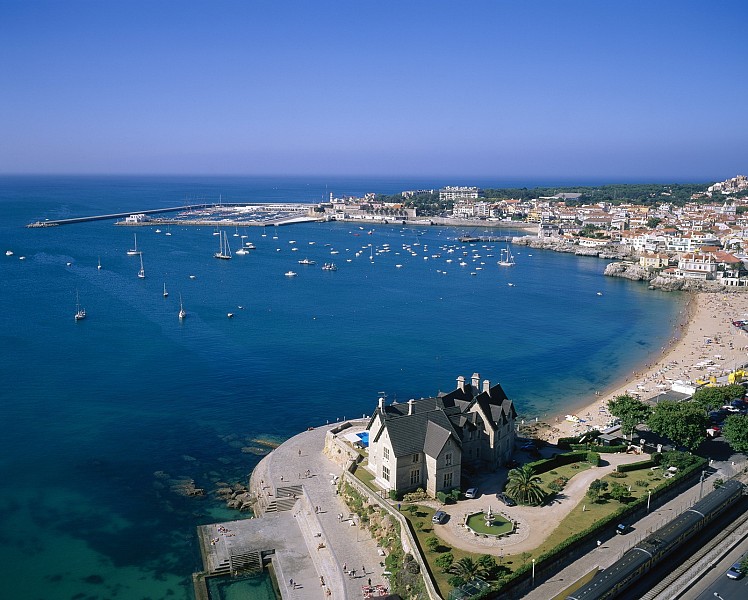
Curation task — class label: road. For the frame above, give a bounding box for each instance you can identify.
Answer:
[679,539,748,600]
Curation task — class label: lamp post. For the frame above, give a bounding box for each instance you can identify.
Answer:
[647,489,651,513]
[713,593,724,600]
[699,470,706,499]
[532,559,536,586]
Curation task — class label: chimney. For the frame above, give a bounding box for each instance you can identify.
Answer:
[456,375,465,391]
[408,399,415,415]
[471,372,480,389]
[378,397,385,410]
[483,379,490,394]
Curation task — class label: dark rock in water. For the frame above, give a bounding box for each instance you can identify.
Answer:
[241,446,270,455]
[83,574,104,584]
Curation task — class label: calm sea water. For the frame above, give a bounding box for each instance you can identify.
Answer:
[0,176,685,599]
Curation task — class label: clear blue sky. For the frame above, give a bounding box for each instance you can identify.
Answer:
[1,0,746,181]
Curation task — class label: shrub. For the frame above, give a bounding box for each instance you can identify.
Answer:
[635,480,649,488]
[609,471,627,478]
[450,488,462,502]
[389,490,401,501]
[436,491,449,504]
[435,552,454,573]
[587,451,601,466]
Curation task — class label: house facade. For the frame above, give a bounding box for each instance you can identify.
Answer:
[365,373,516,497]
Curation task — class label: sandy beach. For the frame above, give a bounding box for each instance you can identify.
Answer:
[529,291,748,444]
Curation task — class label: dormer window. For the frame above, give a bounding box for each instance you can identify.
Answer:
[383,447,390,461]
[445,452,452,466]
[413,454,420,463]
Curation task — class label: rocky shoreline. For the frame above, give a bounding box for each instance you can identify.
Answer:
[513,235,739,293]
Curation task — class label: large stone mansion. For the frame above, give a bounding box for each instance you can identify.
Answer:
[365,373,516,497]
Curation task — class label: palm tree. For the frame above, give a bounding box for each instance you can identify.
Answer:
[449,557,481,582]
[505,464,545,506]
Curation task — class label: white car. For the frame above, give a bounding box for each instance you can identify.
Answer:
[465,488,479,499]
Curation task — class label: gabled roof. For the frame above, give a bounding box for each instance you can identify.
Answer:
[382,408,460,458]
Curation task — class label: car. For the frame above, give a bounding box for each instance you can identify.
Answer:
[616,523,630,535]
[726,560,744,580]
[432,510,448,524]
[465,487,479,499]
[497,492,516,506]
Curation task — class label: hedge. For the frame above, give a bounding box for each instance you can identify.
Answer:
[526,451,588,475]
[557,431,601,450]
[570,443,629,453]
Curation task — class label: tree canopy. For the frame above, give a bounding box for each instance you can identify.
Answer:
[722,415,748,453]
[505,465,545,506]
[608,394,652,439]
[647,401,708,451]
[692,384,745,413]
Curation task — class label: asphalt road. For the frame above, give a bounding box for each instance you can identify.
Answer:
[680,539,748,600]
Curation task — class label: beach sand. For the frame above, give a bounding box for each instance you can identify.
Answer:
[530,291,748,444]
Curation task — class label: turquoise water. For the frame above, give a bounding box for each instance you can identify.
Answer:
[0,176,685,599]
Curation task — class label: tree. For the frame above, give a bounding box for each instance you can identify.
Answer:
[692,384,745,413]
[609,482,629,503]
[449,557,481,582]
[648,401,708,451]
[477,554,498,579]
[722,414,748,453]
[587,479,608,503]
[425,535,440,552]
[608,394,652,439]
[435,552,454,573]
[506,465,546,506]
[647,217,662,229]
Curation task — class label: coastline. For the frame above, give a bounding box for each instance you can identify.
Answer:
[536,291,748,443]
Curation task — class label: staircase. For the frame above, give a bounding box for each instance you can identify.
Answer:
[264,485,302,513]
[230,550,264,574]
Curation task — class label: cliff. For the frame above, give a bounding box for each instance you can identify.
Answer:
[604,262,724,292]
[512,236,632,260]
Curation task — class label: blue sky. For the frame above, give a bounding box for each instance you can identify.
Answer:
[1,0,746,181]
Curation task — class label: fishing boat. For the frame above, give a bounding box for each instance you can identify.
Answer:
[497,246,515,267]
[284,271,297,277]
[163,283,169,298]
[178,295,186,320]
[298,258,316,265]
[127,233,141,255]
[138,254,146,278]
[74,291,86,321]
[321,263,337,271]
[214,231,232,259]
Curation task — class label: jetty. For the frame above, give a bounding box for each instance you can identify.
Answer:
[459,235,512,243]
[193,420,396,600]
[26,202,317,228]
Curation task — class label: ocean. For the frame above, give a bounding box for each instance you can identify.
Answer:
[0,176,686,599]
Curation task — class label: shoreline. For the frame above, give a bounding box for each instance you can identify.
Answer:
[533,290,748,443]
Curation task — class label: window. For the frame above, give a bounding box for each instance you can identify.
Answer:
[443,472,453,489]
[445,452,452,466]
[383,447,390,461]
[382,466,390,481]
[410,469,420,485]
[413,454,420,463]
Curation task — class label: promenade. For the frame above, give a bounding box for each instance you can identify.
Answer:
[196,420,388,600]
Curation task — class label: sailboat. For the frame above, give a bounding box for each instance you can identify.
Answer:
[214,231,232,259]
[97,256,102,270]
[163,283,169,298]
[178,294,186,320]
[497,245,515,267]
[138,254,146,278]
[74,291,86,321]
[127,233,141,255]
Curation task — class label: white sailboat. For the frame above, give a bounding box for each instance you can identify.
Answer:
[163,283,169,297]
[97,256,102,270]
[178,294,186,320]
[497,245,515,267]
[214,231,232,260]
[127,233,141,255]
[74,291,86,321]
[138,254,146,278]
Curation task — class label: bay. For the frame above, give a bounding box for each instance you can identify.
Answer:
[0,176,685,599]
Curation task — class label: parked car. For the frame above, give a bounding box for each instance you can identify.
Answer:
[432,510,448,524]
[497,492,516,506]
[465,487,479,499]
[726,559,745,580]
[616,523,630,535]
